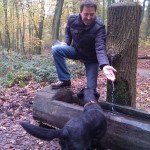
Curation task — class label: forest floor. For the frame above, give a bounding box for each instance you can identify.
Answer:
[0,47,150,150]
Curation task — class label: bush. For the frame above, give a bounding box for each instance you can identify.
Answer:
[0,54,85,87]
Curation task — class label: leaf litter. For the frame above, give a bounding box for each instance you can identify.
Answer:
[0,59,150,149]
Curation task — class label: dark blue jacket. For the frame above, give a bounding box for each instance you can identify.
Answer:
[64,14,109,68]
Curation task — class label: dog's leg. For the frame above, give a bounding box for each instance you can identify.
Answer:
[59,139,68,150]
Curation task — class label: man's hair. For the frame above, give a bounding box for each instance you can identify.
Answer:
[80,0,97,12]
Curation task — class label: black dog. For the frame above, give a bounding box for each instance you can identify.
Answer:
[20,88,107,150]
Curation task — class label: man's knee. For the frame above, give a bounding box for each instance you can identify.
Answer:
[51,45,60,56]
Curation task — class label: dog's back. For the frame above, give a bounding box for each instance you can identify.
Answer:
[59,108,106,149]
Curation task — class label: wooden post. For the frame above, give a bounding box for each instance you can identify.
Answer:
[106,2,142,107]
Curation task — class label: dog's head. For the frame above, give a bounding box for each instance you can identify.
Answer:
[77,88,100,105]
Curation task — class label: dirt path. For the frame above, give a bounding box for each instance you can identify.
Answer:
[137,68,150,78]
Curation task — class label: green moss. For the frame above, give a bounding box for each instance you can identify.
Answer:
[107,78,131,106]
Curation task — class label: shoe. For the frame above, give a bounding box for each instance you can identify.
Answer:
[51,80,71,89]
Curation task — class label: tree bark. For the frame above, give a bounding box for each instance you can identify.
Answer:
[106,2,142,107]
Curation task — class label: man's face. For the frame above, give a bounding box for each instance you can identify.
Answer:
[80,6,96,26]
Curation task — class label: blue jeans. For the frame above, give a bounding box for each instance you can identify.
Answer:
[51,45,99,89]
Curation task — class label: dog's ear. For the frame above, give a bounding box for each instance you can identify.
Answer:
[94,90,100,99]
[77,89,84,99]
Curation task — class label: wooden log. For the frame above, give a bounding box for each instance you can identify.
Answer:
[32,86,150,150]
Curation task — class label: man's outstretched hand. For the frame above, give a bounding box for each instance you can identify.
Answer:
[103,65,117,81]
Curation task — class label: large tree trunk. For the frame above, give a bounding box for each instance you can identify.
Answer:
[106,2,142,107]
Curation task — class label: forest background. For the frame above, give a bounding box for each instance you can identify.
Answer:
[0,1,150,149]
[0,0,149,55]
[0,0,149,111]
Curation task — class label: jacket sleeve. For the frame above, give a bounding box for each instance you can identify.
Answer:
[64,16,73,45]
[95,24,110,69]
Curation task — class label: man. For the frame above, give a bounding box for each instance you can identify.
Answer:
[51,0,116,89]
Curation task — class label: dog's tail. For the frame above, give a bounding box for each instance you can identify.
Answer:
[20,122,65,141]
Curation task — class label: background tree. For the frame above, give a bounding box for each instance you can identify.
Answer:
[35,0,45,54]
[19,0,25,54]
[141,0,146,21]
[3,0,10,53]
[143,1,150,40]
[140,0,150,43]
[52,0,64,42]
[0,0,148,55]
[14,0,20,53]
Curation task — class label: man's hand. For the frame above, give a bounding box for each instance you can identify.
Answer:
[103,65,117,81]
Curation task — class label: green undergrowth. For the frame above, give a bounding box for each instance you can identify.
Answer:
[0,54,85,88]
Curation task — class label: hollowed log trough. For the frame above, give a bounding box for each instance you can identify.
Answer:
[33,86,150,150]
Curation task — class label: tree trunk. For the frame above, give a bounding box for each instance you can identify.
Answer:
[19,1,25,54]
[14,1,20,53]
[145,1,150,39]
[52,0,64,42]
[26,1,34,54]
[12,1,15,51]
[35,0,45,55]
[141,0,146,22]
[28,10,32,54]
[106,2,142,107]
[3,0,10,53]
